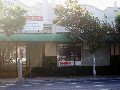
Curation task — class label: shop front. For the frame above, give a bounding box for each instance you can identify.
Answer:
[0,33,116,78]
[0,33,78,78]
[0,42,27,78]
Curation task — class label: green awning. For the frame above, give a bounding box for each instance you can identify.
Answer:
[0,33,72,42]
[2,33,118,43]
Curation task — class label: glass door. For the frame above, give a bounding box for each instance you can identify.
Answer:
[26,42,45,77]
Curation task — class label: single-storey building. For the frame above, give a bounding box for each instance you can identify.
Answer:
[0,33,119,78]
[0,0,120,78]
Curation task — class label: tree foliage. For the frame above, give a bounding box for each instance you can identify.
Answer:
[0,3,27,35]
[115,13,120,32]
[0,0,2,11]
[53,0,114,53]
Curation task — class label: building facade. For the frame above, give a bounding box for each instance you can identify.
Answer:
[0,0,120,78]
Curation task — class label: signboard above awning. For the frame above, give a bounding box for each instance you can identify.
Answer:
[23,16,43,32]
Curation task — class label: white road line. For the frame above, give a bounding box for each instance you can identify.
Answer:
[100,89,109,90]
[94,82,103,83]
[22,84,31,87]
[76,86,81,88]
[33,83,40,84]
[70,83,77,84]
[0,86,7,88]
[95,84,104,87]
[46,84,53,86]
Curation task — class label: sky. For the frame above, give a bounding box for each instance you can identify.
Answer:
[19,0,120,10]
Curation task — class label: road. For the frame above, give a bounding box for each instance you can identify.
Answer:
[0,78,120,90]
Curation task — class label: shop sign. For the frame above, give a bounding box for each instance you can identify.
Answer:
[58,61,81,67]
[23,16,43,32]
[57,44,81,67]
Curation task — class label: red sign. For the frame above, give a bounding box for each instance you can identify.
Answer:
[59,61,72,65]
[26,16,43,21]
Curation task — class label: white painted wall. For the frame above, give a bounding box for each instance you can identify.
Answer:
[81,45,110,66]
[45,43,57,56]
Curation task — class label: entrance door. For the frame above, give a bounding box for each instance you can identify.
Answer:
[45,56,57,76]
[110,43,120,75]
[26,43,45,77]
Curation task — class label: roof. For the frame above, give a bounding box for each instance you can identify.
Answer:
[0,33,72,42]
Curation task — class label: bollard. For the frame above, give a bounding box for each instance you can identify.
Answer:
[18,59,22,79]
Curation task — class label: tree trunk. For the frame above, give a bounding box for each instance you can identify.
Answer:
[93,53,96,77]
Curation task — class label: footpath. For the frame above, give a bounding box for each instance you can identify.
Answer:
[0,76,120,85]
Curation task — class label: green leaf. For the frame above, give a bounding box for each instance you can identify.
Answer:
[53,0,114,53]
[0,5,27,35]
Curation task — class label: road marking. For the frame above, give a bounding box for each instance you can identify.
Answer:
[70,83,77,84]
[76,86,81,88]
[6,84,16,86]
[100,89,109,90]
[94,82,103,83]
[33,83,40,84]
[10,84,16,85]
[22,85,31,87]
[0,86,7,88]
[46,84,53,86]
[6,84,10,86]
[95,84,104,87]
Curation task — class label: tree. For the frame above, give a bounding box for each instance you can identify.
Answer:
[115,13,120,32]
[0,1,27,69]
[0,2,27,35]
[53,0,114,77]
[0,0,2,11]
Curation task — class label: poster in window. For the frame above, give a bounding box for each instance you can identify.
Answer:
[57,45,81,67]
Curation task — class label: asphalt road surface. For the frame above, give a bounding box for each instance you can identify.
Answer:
[0,78,120,90]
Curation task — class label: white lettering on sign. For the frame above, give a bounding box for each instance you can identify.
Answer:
[59,61,72,65]
[23,16,43,32]
[58,61,81,67]
[26,16,43,21]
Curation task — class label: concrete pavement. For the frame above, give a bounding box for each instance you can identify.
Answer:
[0,76,120,85]
[0,76,120,90]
